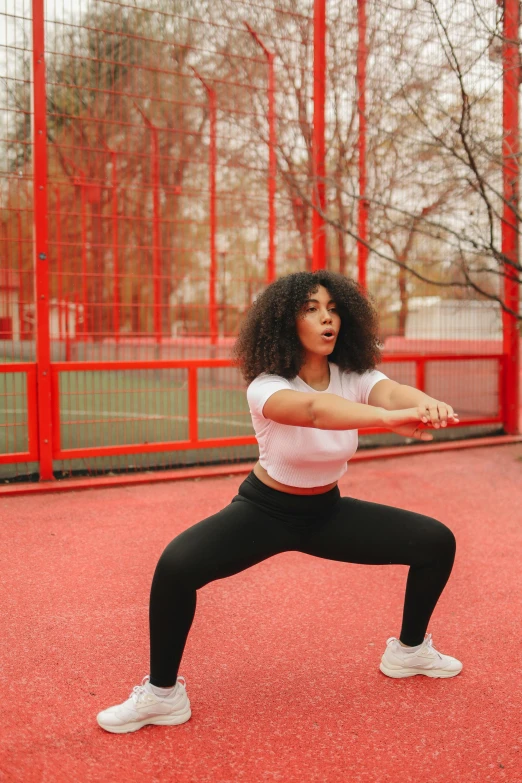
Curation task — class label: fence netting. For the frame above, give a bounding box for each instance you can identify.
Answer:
[0,0,514,480]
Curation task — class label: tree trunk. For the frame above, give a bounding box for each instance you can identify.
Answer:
[90,197,104,341]
[131,286,140,335]
[398,265,408,336]
[335,170,347,275]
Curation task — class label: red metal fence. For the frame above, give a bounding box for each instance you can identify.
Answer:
[0,0,519,482]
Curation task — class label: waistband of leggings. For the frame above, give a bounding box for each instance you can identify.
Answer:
[239,470,340,511]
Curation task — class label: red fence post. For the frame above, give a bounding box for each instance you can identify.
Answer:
[187,366,199,444]
[135,105,162,344]
[312,0,326,271]
[244,24,277,284]
[209,91,218,342]
[267,51,277,283]
[356,0,368,291]
[501,0,520,434]
[32,0,54,480]
[54,187,64,342]
[415,358,426,394]
[79,179,88,337]
[191,69,218,345]
[151,125,161,344]
[16,209,25,340]
[74,293,80,345]
[100,141,121,342]
[65,298,71,362]
[61,155,89,339]
[111,150,120,342]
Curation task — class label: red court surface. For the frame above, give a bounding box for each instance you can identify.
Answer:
[1,443,522,783]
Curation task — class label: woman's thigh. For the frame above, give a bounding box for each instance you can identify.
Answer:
[155,495,299,590]
[300,496,455,567]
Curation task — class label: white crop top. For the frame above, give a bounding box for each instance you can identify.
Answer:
[246,363,388,488]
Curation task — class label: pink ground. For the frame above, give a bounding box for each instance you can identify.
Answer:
[1,443,522,783]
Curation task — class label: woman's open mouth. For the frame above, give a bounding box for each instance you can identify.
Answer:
[321,330,336,342]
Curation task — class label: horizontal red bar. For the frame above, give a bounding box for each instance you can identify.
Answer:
[50,354,503,374]
[53,435,257,460]
[380,354,503,363]
[0,363,35,373]
[0,451,34,464]
[359,417,502,436]
[52,417,502,462]
[52,359,237,372]
[3,434,521,497]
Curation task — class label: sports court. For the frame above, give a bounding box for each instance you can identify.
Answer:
[1,443,521,783]
[1,0,522,780]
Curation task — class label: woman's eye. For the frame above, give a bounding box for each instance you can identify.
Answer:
[306,307,316,312]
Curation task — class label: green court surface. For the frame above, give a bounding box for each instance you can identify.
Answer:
[1,368,255,460]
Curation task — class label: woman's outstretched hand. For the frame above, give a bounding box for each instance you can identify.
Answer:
[382,403,459,441]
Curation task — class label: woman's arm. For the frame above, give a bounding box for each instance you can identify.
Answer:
[368,379,457,428]
[263,390,386,430]
[262,389,436,440]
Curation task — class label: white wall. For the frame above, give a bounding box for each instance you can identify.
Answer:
[405,299,502,340]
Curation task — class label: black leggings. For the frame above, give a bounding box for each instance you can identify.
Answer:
[149,471,456,686]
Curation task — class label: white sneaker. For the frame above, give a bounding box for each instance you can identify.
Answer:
[379,634,463,679]
[96,676,191,734]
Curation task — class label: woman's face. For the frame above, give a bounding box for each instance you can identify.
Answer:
[296,285,341,357]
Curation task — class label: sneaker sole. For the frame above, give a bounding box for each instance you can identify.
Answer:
[379,661,462,679]
[97,706,192,734]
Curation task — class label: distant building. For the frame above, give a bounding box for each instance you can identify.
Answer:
[392,297,504,340]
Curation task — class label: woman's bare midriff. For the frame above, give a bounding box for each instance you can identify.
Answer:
[253,461,338,496]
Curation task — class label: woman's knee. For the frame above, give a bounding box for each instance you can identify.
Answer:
[426,519,456,563]
[152,534,200,591]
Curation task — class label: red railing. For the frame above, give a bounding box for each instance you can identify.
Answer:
[49,358,256,459]
[0,354,505,469]
[0,364,39,464]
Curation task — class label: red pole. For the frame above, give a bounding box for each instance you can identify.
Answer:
[244,24,277,284]
[1,223,6,334]
[54,187,64,342]
[312,0,326,271]
[74,292,79,344]
[135,105,162,344]
[267,53,277,284]
[65,297,71,362]
[501,0,520,434]
[192,69,218,345]
[209,90,218,344]
[16,209,25,340]
[80,180,88,338]
[356,0,368,291]
[151,126,161,344]
[32,0,54,480]
[187,366,199,443]
[6,194,12,335]
[61,155,89,340]
[111,150,120,342]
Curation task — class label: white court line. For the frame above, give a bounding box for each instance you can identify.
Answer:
[4,408,252,429]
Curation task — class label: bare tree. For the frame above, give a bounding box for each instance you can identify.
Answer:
[285,0,520,322]
[223,0,520,325]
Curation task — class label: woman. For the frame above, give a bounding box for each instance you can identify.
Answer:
[97,271,462,734]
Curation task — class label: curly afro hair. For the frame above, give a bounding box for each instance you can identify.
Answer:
[233,270,382,383]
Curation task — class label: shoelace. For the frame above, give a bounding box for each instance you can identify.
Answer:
[129,675,186,704]
[422,634,443,660]
[129,676,151,705]
[387,633,442,660]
